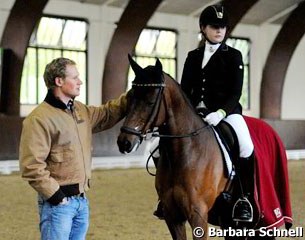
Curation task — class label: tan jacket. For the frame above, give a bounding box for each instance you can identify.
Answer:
[19,91,127,204]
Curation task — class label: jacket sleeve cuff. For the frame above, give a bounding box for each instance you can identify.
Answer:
[47,189,66,205]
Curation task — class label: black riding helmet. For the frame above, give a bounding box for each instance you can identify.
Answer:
[199,4,229,29]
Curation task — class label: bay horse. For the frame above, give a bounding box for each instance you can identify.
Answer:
[117,56,283,240]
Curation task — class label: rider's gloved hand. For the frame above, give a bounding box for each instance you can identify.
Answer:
[204,109,226,126]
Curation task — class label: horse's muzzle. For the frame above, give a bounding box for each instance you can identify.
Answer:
[117,133,141,154]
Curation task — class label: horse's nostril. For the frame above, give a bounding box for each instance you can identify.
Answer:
[117,138,132,153]
[123,139,131,150]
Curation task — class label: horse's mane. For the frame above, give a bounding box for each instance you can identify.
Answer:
[139,65,199,118]
[163,72,199,116]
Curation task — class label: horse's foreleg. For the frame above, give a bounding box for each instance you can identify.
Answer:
[189,219,208,240]
[164,218,187,240]
[188,206,209,240]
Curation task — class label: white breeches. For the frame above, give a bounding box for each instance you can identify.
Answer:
[223,114,254,158]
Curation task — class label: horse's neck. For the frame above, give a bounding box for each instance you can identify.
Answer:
[159,83,212,168]
[164,80,206,136]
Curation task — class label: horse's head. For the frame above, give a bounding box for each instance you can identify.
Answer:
[117,55,166,153]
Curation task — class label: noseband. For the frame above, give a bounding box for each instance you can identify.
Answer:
[120,76,166,141]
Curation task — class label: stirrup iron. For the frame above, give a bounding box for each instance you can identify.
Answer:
[232,196,253,222]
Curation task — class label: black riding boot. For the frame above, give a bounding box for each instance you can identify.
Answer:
[232,153,254,222]
[153,201,164,219]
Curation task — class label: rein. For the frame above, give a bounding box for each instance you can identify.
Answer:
[151,125,210,139]
[121,124,210,141]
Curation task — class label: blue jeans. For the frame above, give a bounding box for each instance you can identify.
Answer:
[38,194,89,240]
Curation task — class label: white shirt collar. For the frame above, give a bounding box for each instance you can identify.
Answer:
[205,41,221,53]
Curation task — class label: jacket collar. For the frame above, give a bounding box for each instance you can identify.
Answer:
[219,42,229,51]
[44,89,73,110]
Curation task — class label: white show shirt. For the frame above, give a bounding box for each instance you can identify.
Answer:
[202,41,221,68]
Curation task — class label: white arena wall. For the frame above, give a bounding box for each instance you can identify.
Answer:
[1,149,305,175]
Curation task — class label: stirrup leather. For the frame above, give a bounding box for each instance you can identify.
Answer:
[232,197,253,222]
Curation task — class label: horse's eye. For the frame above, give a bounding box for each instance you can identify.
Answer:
[146,101,155,106]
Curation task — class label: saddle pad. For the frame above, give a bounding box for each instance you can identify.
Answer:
[211,127,235,178]
[244,116,293,229]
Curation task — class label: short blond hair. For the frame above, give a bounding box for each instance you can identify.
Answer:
[43,57,76,89]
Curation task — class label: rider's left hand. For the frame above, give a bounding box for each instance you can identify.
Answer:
[204,109,226,126]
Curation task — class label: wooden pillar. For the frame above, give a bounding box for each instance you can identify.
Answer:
[102,0,163,103]
[260,1,305,119]
[0,0,48,115]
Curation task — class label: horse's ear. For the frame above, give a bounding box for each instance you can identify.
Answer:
[155,58,163,74]
[128,54,143,76]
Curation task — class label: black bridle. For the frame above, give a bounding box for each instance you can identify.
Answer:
[120,78,166,142]
[120,75,210,141]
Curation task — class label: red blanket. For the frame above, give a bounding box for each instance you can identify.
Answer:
[244,116,293,229]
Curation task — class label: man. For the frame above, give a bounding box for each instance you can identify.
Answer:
[19,57,127,240]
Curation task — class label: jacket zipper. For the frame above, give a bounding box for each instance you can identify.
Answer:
[71,109,87,191]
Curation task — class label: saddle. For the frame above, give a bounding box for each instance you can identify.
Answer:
[197,108,240,166]
[214,121,240,169]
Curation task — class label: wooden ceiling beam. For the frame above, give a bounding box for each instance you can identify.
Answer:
[222,0,259,34]
[102,0,163,103]
[260,1,305,119]
[0,0,48,115]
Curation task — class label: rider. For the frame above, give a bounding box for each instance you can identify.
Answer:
[154,4,254,222]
